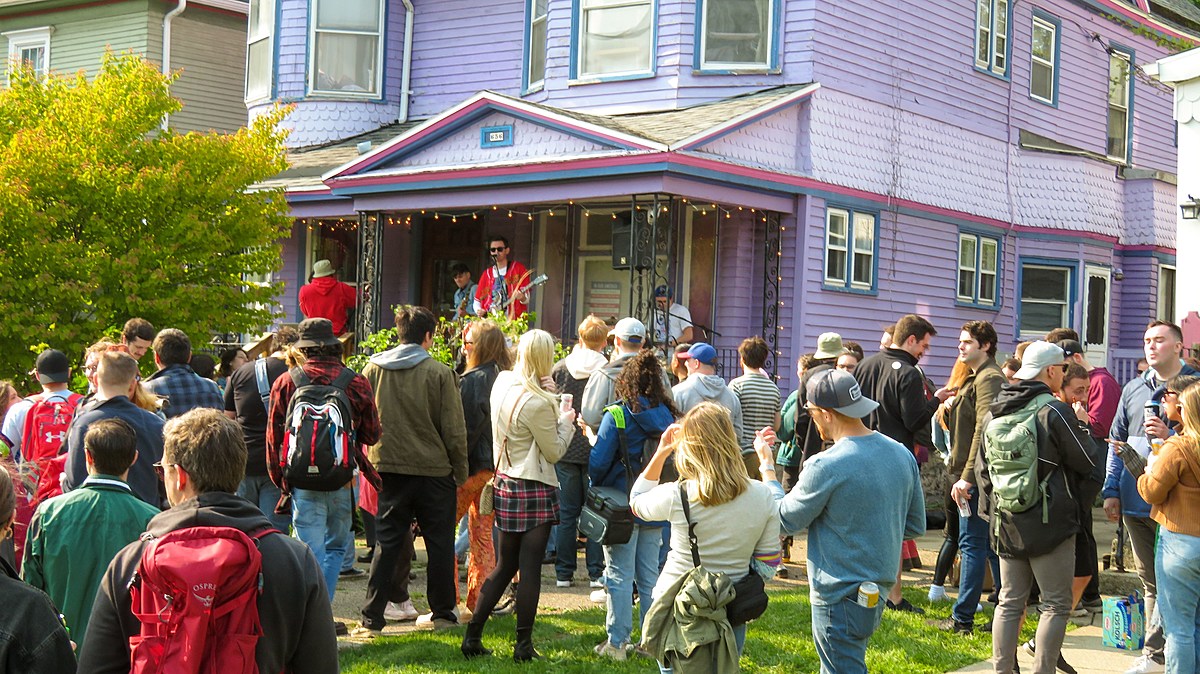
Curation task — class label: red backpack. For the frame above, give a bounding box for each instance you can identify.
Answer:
[128,526,276,674]
[20,392,84,463]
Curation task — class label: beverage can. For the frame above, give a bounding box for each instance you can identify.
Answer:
[956,497,971,519]
[857,582,880,608]
[560,393,574,414]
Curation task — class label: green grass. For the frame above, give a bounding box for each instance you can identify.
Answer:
[338,588,1035,673]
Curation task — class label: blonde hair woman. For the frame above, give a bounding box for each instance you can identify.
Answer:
[462,329,574,662]
[630,402,780,672]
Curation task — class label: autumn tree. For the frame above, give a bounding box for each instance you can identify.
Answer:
[0,53,290,379]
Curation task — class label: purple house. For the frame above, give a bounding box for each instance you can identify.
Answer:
[248,0,1198,388]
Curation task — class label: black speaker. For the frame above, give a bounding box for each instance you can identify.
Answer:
[612,220,632,269]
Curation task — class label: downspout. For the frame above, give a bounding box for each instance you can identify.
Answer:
[399,0,414,123]
[161,0,187,130]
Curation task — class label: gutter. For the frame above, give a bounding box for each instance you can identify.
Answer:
[399,0,413,123]
[161,0,187,130]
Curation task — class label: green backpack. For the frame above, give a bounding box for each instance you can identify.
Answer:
[983,393,1056,536]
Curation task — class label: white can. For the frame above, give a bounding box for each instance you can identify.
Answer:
[560,393,574,413]
[857,582,880,608]
[957,497,972,519]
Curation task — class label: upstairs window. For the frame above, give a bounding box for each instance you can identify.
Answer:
[309,0,384,96]
[246,0,274,101]
[1029,13,1058,104]
[1107,49,1132,162]
[4,27,51,83]
[824,207,877,292]
[527,0,549,88]
[578,0,654,78]
[699,0,775,70]
[958,232,1000,307]
[975,0,1009,76]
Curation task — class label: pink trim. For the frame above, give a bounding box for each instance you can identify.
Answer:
[1088,0,1195,41]
[328,152,670,187]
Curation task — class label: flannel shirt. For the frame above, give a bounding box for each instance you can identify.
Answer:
[143,363,224,419]
[266,357,382,491]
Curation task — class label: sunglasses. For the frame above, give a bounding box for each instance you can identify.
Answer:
[1166,390,1179,397]
[488,246,507,252]
[1058,364,1070,373]
[152,461,180,481]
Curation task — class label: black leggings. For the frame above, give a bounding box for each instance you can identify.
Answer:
[934,488,960,586]
[470,523,553,632]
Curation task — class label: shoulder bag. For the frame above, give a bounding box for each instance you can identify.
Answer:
[679,482,769,625]
[578,404,636,545]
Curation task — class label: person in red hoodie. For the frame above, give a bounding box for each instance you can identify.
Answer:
[299,260,357,335]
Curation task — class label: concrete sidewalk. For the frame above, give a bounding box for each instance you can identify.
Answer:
[949,624,1142,673]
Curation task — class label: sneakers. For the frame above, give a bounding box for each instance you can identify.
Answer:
[339,567,366,578]
[349,625,382,639]
[777,566,789,579]
[885,598,925,614]
[589,588,607,603]
[384,600,418,621]
[1023,638,1078,674]
[415,612,459,631]
[589,578,605,589]
[927,618,972,635]
[1080,597,1104,613]
[1124,655,1165,674]
[594,640,628,661]
[334,621,349,636]
[928,585,949,602]
[556,579,573,588]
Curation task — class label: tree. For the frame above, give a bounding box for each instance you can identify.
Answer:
[0,53,291,380]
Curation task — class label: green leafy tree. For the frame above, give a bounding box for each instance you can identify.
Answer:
[0,53,291,380]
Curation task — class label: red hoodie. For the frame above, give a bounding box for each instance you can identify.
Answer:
[298,276,357,334]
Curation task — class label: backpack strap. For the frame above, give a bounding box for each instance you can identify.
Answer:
[255,358,272,411]
[289,367,311,389]
[678,482,702,569]
[329,367,357,392]
[605,404,635,490]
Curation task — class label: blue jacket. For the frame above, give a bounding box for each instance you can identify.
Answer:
[1105,363,1200,517]
[590,398,674,494]
[63,396,165,508]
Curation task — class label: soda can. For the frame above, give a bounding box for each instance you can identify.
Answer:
[957,497,971,519]
[857,582,880,608]
[560,393,574,414]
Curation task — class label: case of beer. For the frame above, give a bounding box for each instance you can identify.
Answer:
[1101,592,1145,651]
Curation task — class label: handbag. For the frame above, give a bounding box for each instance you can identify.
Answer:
[479,389,527,517]
[678,482,769,626]
[579,404,636,545]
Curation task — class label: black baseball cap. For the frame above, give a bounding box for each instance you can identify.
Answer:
[35,349,70,384]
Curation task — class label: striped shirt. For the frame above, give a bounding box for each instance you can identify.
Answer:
[730,373,781,453]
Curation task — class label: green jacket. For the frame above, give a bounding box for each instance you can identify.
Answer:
[22,476,159,644]
[949,359,1006,482]
[776,390,801,468]
[642,565,740,674]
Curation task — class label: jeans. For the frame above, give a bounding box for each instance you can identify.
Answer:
[291,486,353,602]
[341,481,358,572]
[603,524,662,647]
[953,485,1001,625]
[554,462,604,581]
[993,536,1075,674]
[657,623,746,674]
[237,474,291,534]
[1126,514,1167,659]
[455,514,470,559]
[362,473,458,630]
[1157,528,1200,674]
[811,596,885,674]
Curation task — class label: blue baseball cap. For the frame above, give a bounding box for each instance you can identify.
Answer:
[678,342,718,366]
[654,285,672,298]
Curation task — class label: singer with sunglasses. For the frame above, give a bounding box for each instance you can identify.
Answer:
[474,236,531,319]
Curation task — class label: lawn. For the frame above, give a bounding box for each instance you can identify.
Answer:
[338,588,1030,673]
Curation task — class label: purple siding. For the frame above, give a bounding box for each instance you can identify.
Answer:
[694,105,803,170]
[1115,254,1158,348]
[714,210,759,356]
[276,220,304,324]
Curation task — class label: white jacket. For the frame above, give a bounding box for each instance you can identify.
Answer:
[490,371,572,487]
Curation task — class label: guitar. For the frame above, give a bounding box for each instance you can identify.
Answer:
[498,273,548,318]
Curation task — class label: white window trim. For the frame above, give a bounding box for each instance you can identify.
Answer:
[823,208,849,286]
[1106,50,1132,162]
[307,0,385,98]
[4,26,52,84]
[824,207,877,291]
[974,0,1008,76]
[578,0,654,79]
[1020,263,1071,337]
[527,0,548,89]
[1158,264,1176,322]
[245,0,274,103]
[850,212,875,289]
[698,0,775,71]
[1030,16,1056,104]
[957,233,1000,305]
[958,234,979,302]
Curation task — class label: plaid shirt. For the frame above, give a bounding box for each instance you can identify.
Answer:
[143,364,224,419]
[266,357,381,491]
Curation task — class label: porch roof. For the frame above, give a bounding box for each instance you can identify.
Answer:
[255,121,419,195]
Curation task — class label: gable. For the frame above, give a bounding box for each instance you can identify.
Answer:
[688,105,803,171]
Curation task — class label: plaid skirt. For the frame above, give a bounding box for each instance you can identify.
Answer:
[494,474,559,533]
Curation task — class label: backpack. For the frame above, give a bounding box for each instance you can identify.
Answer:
[280,367,357,492]
[128,526,275,674]
[983,393,1056,536]
[20,392,84,463]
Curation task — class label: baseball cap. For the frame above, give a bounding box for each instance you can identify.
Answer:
[35,349,70,384]
[1055,339,1084,359]
[812,332,844,360]
[805,369,878,419]
[654,285,672,298]
[677,342,718,366]
[609,317,645,343]
[1014,341,1066,380]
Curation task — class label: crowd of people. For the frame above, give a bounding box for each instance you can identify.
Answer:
[0,300,1198,674]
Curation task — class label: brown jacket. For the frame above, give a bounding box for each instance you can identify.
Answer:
[948,358,1005,482]
[1138,435,1200,537]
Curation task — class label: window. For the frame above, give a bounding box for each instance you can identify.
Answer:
[975,0,1009,76]
[1030,14,1058,104]
[824,207,877,291]
[958,233,1000,306]
[4,27,51,83]
[1107,50,1132,161]
[527,0,549,88]
[246,0,274,101]
[309,0,384,96]
[578,0,654,78]
[1020,263,1071,335]
[1158,264,1176,322]
[699,0,774,70]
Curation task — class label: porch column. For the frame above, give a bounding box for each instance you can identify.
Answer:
[356,211,384,340]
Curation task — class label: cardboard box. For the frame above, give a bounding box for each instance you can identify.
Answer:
[1102,593,1145,651]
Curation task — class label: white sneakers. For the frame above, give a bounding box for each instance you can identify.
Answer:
[555,579,573,588]
[589,578,605,589]
[384,600,418,621]
[928,585,949,602]
[594,641,628,661]
[1124,655,1165,674]
[589,588,607,603]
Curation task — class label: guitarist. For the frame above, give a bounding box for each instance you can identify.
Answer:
[474,235,531,319]
[450,263,478,319]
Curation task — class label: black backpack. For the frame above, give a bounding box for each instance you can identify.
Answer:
[280,367,357,491]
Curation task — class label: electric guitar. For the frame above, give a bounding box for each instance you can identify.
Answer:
[498,273,548,318]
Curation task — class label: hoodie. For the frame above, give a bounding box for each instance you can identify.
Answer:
[362,344,469,484]
[298,276,357,335]
[551,346,609,464]
[78,492,337,674]
[581,351,639,429]
[672,375,744,447]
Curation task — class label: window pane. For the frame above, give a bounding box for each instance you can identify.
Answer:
[994,0,1008,71]
[1031,61,1053,101]
[853,213,874,252]
[976,0,991,64]
[247,39,271,99]
[1160,267,1176,321]
[959,236,977,268]
[18,46,46,77]
[704,0,769,66]
[826,210,847,247]
[826,249,846,283]
[1108,54,1129,106]
[529,16,547,84]
[249,0,272,37]
[1021,301,1065,334]
[852,249,873,286]
[317,0,379,31]
[1086,275,1107,345]
[1022,266,1068,301]
[581,3,652,75]
[535,0,548,13]
[981,239,998,272]
[1107,107,1128,158]
[980,271,997,303]
[1032,20,1054,61]
[959,269,976,299]
[314,33,379,93]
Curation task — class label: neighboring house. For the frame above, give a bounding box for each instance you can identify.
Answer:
[249,0,1198,389]
[0,0,248,134]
